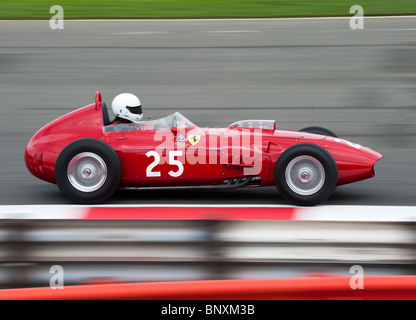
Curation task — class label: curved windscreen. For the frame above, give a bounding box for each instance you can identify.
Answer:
[104,112,195,132]
[228,120,276,130]
[141,112,195,130]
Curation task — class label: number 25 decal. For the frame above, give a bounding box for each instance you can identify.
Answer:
[145,150,184,177]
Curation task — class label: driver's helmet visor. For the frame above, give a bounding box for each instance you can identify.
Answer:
[126,105,142,115]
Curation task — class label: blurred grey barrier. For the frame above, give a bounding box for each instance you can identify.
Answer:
[1,205,416,289]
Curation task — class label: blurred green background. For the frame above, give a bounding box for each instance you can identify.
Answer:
[1,0,415,19]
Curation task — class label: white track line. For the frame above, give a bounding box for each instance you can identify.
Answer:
[108,31,167,35]
[201,30,262,33]
[366,28,416,31]
[68,16,416,22]
[1,16,416,23]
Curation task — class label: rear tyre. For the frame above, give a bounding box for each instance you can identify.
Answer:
[300,126,337,137]
[274,143,338,206]
[55,139,121,204]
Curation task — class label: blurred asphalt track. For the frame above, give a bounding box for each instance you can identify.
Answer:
[0,17,415,205]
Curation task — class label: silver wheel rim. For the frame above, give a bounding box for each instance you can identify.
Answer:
[67,152,107,192]
[285,155,325,196]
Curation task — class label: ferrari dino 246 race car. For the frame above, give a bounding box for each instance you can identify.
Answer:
[25,92,382,206]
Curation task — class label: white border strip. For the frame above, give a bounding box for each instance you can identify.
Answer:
[296,206,416,222]
[0,205,88,220]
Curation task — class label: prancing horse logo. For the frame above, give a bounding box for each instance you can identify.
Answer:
[187,135,201,146]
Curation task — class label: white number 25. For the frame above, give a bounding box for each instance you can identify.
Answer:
[145,150,184,177]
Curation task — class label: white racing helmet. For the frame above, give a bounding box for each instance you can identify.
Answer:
[111,93,143,123]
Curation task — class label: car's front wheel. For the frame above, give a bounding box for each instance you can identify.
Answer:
[55,139,121,204]
[274,143,338,206]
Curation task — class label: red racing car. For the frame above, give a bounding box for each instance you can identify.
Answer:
[25,92,382,206]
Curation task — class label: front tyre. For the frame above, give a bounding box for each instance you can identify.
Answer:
[274,143,338,206]
[55,139,121,204]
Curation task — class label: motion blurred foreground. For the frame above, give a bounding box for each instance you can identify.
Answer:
[1,206,416,289]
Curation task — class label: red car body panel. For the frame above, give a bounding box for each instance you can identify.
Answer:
[25,92,382,191]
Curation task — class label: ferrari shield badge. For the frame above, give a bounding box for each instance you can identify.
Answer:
[188,135,201,145]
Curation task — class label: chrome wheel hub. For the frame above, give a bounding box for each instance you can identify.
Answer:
[285,155,325,196]
[67,152,107,192]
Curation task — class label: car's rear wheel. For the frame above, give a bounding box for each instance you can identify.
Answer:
[55,139,121,204]
[300,126,337,137]
[274,143,338,206]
